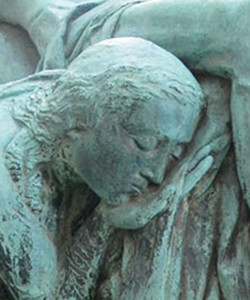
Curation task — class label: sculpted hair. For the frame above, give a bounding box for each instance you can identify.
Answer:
[24,63,204,143]
[7,58,204,173]
[5,43,204,223]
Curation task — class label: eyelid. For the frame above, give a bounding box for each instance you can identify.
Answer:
[133,136,159,151]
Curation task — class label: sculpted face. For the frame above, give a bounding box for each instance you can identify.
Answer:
[50,38,203,208]
[70,97,200,206]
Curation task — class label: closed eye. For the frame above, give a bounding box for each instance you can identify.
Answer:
[133,136,159,151]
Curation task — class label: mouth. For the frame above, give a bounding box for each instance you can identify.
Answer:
[100,159,183,229]
[104,151,184,208]
[129,172,156,198]
[125,152,183,204]
[127,180,162,207]
[130,185,142,197]
[100,167,178,229]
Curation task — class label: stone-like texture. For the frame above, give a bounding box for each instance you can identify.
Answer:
[0,23,39,84]
[0,1,249,299]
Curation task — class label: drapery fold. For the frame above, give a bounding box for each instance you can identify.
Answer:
[37,0,145,70]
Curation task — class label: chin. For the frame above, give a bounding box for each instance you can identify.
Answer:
[104,192,131,207]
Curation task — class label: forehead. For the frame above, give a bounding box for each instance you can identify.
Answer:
[123,99,200,143]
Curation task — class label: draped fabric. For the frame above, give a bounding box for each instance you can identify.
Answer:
[37,0,146,71]
[2,1,248,298]
[30,3,250,298]
[97,75,249,300]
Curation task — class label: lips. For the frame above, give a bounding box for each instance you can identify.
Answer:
[99,154,185,229]
[105,171,163,206]
[130,184,144,197]
[130,173,150,196]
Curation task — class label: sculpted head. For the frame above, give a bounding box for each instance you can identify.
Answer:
[14,38,203,207]
[51,38,204,206]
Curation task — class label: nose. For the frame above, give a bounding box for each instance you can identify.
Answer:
[140,164,166,185]
[139,139,171,185]
[140,146,169,185]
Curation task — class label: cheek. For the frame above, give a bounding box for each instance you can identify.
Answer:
[76,138,120,183]
[97,133,135,170]
[73,137,102,181]
[75,131,140,192]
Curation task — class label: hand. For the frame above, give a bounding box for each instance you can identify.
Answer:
[99,132,231,229]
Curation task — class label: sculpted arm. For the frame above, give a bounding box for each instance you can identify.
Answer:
[1,0,248,76]
[116,0,249,78]
[0,94,57,299]
[0,161,56,299]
